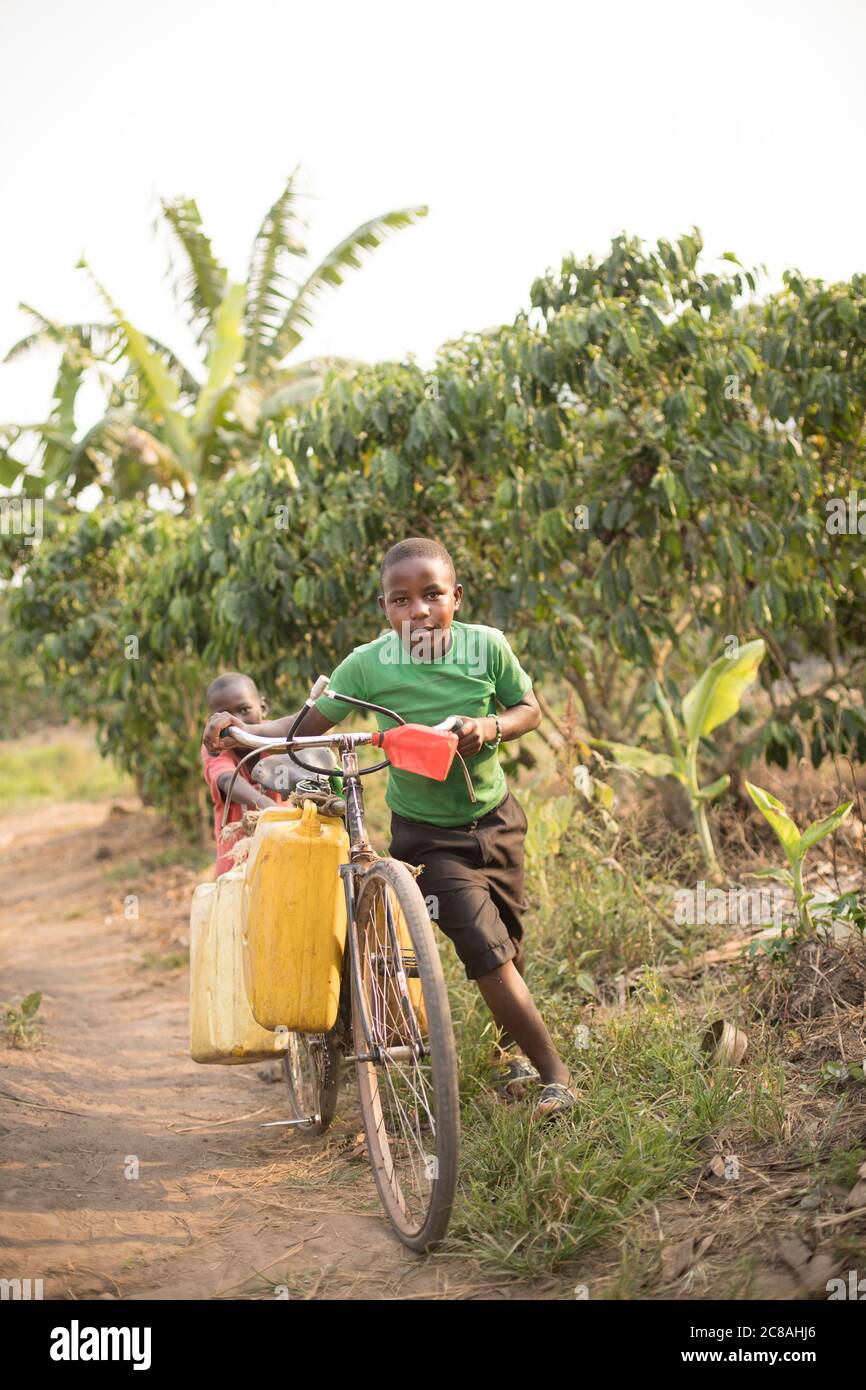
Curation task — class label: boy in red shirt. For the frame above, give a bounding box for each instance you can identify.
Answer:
[200,672,282,876]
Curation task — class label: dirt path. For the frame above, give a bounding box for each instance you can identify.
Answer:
[0,798,563,1300]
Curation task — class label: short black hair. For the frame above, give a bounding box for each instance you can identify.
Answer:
[206,671,259,711]
[380,537,456,589]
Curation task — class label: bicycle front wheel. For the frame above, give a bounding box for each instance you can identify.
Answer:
[351,857,459,1253]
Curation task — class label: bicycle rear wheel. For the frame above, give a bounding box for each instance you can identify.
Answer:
[283,1032,341,1136]
[351,858,459,1253]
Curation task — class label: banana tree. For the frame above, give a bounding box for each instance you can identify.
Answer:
[1,171,427,505]
[0,308,196,498]
[745,782,853,935]
[594,639,766,881]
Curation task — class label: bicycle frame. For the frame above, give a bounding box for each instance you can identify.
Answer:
[335,734,425,1065]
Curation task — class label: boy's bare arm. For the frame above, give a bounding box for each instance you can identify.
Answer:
[204,705,334,753]
[216,773,275,811]
[455,692,541,759]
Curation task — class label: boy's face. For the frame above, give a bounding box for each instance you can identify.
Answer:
[209,678,267,723]
[378,556,462,658]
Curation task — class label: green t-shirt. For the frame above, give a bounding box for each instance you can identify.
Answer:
[314,620,533,827]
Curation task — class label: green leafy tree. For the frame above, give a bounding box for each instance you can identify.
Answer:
[265,233,865,769]
[7,504,213,832]
[1,172,426,506]
[8,231,866,829]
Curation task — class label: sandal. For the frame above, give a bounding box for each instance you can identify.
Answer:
[491,1055,540,1101]
[530,1082,578,1123]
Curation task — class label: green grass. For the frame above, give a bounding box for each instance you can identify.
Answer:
[428,811,790,1281]
[1,991,44,1049]
[137,950,190,972]
[103,842,211,884]
[0,728,133,813]
[812,1141,866,1191]
[442,971,786,1278]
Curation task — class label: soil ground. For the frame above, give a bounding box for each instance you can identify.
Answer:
[3,791,865,1301]
[0,796,572,1300]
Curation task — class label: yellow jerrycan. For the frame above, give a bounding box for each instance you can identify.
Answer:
[189,871,286,1065]
[242,802,350,1033]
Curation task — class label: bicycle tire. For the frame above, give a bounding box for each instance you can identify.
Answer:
[283,1031,341,1137]
[351,858,459,1253]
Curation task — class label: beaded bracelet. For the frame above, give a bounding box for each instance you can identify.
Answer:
[484,715,502,750]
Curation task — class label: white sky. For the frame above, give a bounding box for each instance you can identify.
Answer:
[2,0,865,432]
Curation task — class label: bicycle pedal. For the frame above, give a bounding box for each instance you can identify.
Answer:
[261,1115,320,1127]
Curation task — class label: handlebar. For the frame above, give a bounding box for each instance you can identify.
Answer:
[211,673,471,834]
[223,719,464,752]
[225,727,376,751]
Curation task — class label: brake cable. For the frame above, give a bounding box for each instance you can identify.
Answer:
[219,745,269,837]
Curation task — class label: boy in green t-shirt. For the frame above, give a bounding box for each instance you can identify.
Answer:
[204,538,575,1121]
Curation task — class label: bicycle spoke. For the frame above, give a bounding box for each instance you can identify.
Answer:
[356,880,441,1224]
[380,1060,433,1206]
[352,861,458,1249]
[374,1057,431,1215]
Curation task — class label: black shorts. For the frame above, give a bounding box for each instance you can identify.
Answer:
[388,790,529,981]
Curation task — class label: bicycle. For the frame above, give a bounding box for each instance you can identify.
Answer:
[219,676,463,1253]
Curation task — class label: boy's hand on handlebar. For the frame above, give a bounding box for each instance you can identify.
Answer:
[454,717,496,758]
[204,711,242,753]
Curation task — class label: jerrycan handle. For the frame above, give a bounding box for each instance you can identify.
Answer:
[295,799,323,837]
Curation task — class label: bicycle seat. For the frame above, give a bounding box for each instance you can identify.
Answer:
[252,747,337,794]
